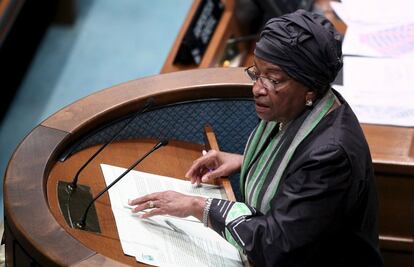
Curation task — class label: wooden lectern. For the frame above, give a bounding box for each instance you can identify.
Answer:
[3,68,414,266]
[3,68,254,266]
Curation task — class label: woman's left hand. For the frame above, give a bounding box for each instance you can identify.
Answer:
[128,190,206,221]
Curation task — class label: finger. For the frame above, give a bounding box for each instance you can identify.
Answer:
[201,173,212,183]
[194,167,209,185]
[201,165,226,182]
[185,163,202,181]
[188,167,206,185]
[131,199,158,213]
[185,155,211,180]
[131,203,149,213]
[140,208,165,219]
[129,192,159,206]
[128,197,145,206]
[190,173,201,185]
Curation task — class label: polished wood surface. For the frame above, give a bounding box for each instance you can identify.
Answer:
[363,124,414,266]
[362,124,414,258]
[363,125,414,172]
[47,139,205,266]
[4,126,95,266]
[204,124,236,201]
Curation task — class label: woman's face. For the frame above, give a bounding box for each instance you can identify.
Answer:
[252,57,315,123]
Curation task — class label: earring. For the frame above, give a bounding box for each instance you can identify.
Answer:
[305,99,313,107]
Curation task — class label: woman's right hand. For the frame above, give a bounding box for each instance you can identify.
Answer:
[185,150,243,185]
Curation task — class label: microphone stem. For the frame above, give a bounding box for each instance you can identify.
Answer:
[77,141,165,229]
[70,101,152,189]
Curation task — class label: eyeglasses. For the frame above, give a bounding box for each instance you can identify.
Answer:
[244,65,283,92]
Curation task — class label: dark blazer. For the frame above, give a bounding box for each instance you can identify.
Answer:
[211,91,383,267]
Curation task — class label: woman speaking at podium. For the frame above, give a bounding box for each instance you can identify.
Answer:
[129,10,383,267]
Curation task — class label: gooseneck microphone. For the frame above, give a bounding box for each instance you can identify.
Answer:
[68,98,154,190]
[75,139,169,229]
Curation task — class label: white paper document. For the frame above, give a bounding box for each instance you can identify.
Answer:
[331,0,414,58]
[331,0,414,26]
[342,22,414,58]
[333,56,414,127]
[100,164,245,266]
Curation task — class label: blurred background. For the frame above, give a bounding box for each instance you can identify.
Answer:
[0,0,192,221]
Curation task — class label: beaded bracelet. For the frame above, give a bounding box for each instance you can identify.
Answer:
[203,198,213,227]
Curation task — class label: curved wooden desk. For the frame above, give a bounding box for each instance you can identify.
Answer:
[3,68,252,266]
[3,67,414,266]
[47,139,204,266]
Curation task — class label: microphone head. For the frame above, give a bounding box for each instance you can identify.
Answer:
[160,139,169,146]
[153,139,169,150]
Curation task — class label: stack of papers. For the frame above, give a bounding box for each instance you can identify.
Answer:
[330,0,414,127]
[100,164,246,267]
[333,57,414,126]
[332,0,414,58]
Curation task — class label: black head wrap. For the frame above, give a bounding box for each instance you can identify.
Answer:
[254,9,343,96]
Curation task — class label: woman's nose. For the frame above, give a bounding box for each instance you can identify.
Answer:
[252,80,267,97]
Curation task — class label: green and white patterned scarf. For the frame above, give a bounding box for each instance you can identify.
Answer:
[240,89,336,213]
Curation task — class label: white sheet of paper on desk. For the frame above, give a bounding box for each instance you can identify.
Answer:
[100,164,245,267]
[137,216,243,267]
[333,85,414,127]
[333,56,414,126]
[103,164,226,199]
[342,22,414,58]
[334,92,414,126]
[331,0,414,25]
[332,0,414,58]
[342,56,414,95]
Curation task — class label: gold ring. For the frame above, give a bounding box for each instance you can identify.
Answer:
[148,201,155,209]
